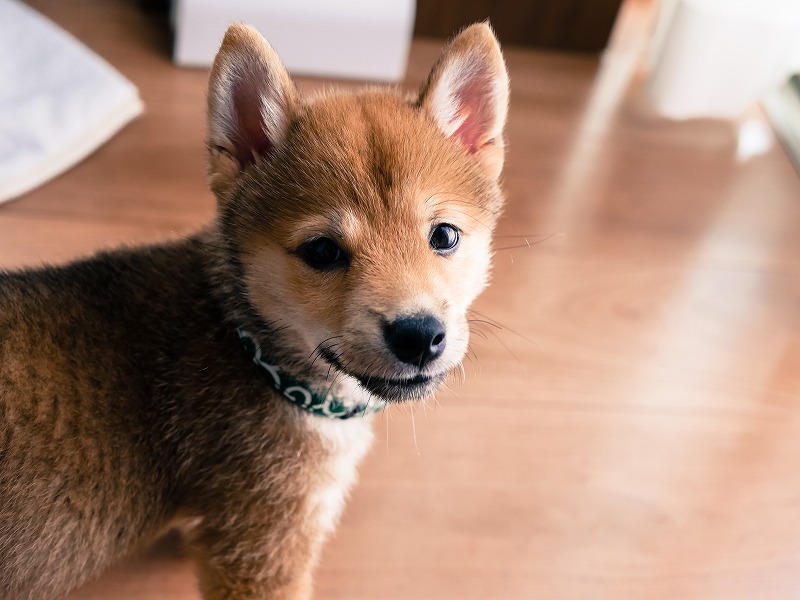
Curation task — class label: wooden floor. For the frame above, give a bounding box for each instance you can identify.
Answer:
[5,1,800,598]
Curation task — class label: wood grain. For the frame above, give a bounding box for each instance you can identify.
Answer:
[3,1,800,598]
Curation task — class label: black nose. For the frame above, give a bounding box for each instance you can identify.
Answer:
[383,315,446,367]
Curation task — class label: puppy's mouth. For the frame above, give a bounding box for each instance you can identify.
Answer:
[320,349,447,402]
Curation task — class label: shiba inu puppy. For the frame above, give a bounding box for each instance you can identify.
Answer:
[0,22,509,600]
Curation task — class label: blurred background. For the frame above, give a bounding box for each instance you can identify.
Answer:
[2,0,800,599]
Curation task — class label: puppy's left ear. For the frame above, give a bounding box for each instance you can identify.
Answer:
[418,23,509,180]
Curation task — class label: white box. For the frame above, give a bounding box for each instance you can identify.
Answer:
[173,0,416,82]
[648,0,800,119]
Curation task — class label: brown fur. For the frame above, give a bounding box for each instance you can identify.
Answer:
[0,23,509,600]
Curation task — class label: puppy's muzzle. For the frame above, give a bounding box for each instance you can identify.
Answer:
[383,314,446,368]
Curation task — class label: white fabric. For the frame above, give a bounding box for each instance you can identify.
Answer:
[648,0,800,120]
[0,0,144,204]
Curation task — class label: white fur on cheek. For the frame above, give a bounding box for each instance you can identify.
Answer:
[243,249,334,357]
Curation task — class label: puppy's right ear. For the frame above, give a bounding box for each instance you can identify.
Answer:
[206,24,299,202]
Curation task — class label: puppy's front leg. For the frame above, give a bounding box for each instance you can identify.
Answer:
[190,504,320,600]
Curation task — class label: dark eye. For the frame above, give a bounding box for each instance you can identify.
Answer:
[299,237,348,270]
[429,224,460,254]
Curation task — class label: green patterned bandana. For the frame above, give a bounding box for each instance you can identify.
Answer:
[236,328,387,419]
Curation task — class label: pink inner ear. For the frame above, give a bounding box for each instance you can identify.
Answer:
[232,77,274,167]
[450,75,494,154]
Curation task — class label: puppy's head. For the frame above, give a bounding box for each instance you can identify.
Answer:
[207,24,509,402]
